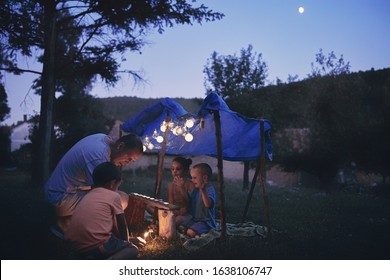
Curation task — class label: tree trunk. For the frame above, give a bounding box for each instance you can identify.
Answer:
[34,1,57,187]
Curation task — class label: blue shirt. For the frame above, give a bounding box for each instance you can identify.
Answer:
[189,184,217,230]
[44,134,112,204]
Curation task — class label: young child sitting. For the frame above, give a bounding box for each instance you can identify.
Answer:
[167,157,194,227]
[65,162,140,259]
[183,163,217,238]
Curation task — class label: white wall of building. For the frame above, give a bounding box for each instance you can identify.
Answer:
[11,122,31,151]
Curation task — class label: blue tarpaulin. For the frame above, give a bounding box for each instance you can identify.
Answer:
[122,93,272,161]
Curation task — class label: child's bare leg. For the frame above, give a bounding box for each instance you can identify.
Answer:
[186,228,198,238]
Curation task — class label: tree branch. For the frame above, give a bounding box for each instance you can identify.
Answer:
[0,67,42,75]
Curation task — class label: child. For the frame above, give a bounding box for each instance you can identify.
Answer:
[65,162,140,259]
[167,157,194,227]
[184,163,217,238]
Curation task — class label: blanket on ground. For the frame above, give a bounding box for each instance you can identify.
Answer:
[144,211,268,251]
[181,221,268,251]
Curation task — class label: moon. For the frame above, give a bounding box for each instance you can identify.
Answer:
[298,6,305,14]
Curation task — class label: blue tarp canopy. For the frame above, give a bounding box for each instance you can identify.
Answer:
[122,93,272,161]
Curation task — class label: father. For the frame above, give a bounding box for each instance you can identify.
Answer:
[44,133,143,232]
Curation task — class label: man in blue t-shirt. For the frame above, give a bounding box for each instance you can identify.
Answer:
[44,133,143,232]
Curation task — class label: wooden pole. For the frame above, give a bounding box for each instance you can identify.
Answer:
[154,115,170,199]
[242,161,250,191]
[119,124,123,172]
[152,115,170,224]
[259,120,271,233]
[213,110,227,239]
[241,161,260,222]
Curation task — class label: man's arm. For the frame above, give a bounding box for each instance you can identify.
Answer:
[115,213,129,241]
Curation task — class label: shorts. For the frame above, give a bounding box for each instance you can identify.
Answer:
[55,188,90,217]
[176,214,192,226]
[183,220,210,235]
[78,235,134,259]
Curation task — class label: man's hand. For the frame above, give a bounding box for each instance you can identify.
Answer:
[129,236,146,249]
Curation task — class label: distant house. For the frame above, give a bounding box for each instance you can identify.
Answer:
[10,115,31,151]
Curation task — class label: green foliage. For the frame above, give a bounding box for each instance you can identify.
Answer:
[203,44,268,99]
[0,125,12,167]
[301,70,390,184]
[223,68,390,187]
[0,1,44,69]
[1,0,224,83]
[52,93,114,166]
[220,48,356,187]
[0,83,10,122]
[0,82,11,167]
[352,69,390,182]
[308,48,351,78]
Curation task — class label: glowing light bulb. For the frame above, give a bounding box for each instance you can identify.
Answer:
[152,129,158,139]
[185,119,194,128]
[172,125,183,136]
[185,133,193,142]
[143,145,146,152]
[147,143,154,150]
[176,126,183,135]
[160,121,167,132]
[156,136,164,143]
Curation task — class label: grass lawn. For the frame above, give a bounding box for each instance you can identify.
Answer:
[1,167,389,260]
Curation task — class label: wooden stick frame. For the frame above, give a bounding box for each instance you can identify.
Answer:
[213,110,227,239]
[241,121,271,233]
[154,114,171,199]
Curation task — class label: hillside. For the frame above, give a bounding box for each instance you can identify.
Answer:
[99,67,390,125]
[100,96,203,122]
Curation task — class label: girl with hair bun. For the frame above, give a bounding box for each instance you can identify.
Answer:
[167,157,194,227]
